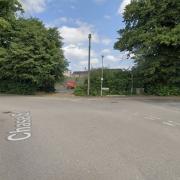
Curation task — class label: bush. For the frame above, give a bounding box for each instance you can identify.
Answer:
[146,85,180,96]
[77,69,132,96]
[0,81,37,95]
[0,18,67,95]
[74,86,86,96]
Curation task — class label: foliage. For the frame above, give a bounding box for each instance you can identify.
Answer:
[146,85,180,96]
[114,0,180,95]
[0,0,67,94]
[0,80,37,95]
[75,69,132,96]
[0,0,23,20]
[74,86,86,96]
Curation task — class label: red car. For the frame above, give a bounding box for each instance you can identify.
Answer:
[66,80,77,89]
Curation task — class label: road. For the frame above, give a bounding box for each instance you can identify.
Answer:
[0,95,180,180]
[55,84,74,95]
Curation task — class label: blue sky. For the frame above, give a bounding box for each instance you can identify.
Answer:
[20,0,133,71]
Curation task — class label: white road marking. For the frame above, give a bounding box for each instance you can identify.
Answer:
[168,121,173,123]
[7,112,32,141]
[144,115,161,121]
[163,122,175,127]
[144,115,180,128]
[168,121,180,127]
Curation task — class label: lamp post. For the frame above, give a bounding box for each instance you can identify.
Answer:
[87,34,92,96]
[101,55,104,97]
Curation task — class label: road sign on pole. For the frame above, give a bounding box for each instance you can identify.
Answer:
[102,88,109,91]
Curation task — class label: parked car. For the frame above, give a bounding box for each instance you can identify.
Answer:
[66,80,77,89]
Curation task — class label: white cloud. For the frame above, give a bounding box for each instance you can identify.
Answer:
[60,26,88,44]
[63,44,88,61]
[63,43,99,70]
[63,44,97,61]
[59,23,99,44]
[105,52,130,62]
[57,19,131,71]
[102,38,112,45]
[80,58,99,66]
[106,55,119,62]
[91,58,99,64]
[118,0,131,15]
[58,20,115,70]
[79,61,88,66]
[116,63,133,70]
[101,49,111,54]
[20,0,49,13]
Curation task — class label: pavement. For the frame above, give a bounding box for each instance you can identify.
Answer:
[0,95,180,180]
[55,84,74,95]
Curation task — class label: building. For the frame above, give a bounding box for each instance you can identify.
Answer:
[64,70,72,77]
[72,71,88,78]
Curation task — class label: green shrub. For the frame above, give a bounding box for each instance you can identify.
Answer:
[146,85,180,96]
[74,86,86,96]
[77,69,132,96]
[0,81,37,95]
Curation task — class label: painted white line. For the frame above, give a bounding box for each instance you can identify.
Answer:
[163,122,175,127]
[144,117,156,120]
[7,112,32,141]
[168,121,173,123]
[144,116,161,121]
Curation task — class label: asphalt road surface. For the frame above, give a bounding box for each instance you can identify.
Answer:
[0,95,180,180]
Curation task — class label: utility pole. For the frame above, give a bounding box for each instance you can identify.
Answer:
[101,55,104,97]
[87,34,92,96]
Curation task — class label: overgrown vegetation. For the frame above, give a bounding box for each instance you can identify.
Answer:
[74,69,133,96]
[0,0,67,94]
[114,0,180,96]
[74,86,86,96]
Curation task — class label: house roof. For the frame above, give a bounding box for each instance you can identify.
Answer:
[72,71,88,75]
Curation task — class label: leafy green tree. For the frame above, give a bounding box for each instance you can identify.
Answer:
[0,0,23,45]
[0,0,67,94]
[0,0,22,57]
[115,0,180,95]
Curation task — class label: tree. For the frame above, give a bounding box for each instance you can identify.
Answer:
[0,0,23,39]
[0,0,67,94]
[114,0,180,95]
[0,0,23,54]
